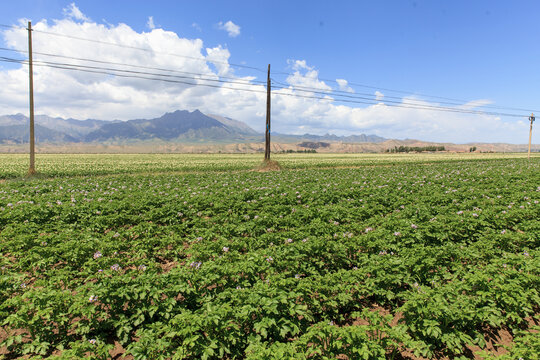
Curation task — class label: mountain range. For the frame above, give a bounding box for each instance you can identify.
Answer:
[0,110,386,144]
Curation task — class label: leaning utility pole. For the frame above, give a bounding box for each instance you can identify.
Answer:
[27,21,36,175]
[264,64,271,161]
[528,113,535,161]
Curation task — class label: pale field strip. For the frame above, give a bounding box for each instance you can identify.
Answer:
[0,152,538,179]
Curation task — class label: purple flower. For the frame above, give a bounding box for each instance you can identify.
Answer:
[89,339,96,345]
[393,232,401,236]
[88,295,98,303]
[222,247,229,252]
[138,265,147,271]
[266,256,273,262]
[472,213,479,217]
[190,261,202,269]
[411,224,418,229]
[93,251,102,259]
[365,227,373,233]
[110,264,121,271]
[286,238,293,243]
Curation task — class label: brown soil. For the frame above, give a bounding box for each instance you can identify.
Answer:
[110,341,133,360]
[158,259,178,272]
[465,327,513,359]
[255,159,282,172]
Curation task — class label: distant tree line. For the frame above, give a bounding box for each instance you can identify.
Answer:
[386,145,445,153]
[280,149,318,153]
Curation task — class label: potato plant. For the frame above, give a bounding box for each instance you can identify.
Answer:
[0,155,538,359]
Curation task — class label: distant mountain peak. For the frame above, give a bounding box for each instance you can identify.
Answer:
[0,110,385,145]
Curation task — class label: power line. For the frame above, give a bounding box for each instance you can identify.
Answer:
[2,44,532,115]
[270,81,528,117]
[0,56,269,95]
[33,28,267,73]
[24,57,267,88]
[0,46,267,86]
[0,24,19,30]
[2,23,537,114]
[272,71,540,114]
[271,86,525,118]
[0,56,527,118]
[0,23,266,73]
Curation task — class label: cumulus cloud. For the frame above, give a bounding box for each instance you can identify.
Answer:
[0,10,531,144]
[0,10,265,125]
[147,16,155,30]
[375,91,384,101]
[218,21,240,37]
[285,59,332,92]
[336,79,354,93]
[460,99,492,110]
[62,3,90,22]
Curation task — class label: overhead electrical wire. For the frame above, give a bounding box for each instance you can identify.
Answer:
[0,23,266,73]
[272,76,540,114]
[4,56,267,88]
[0,46,267,86]
[0,23,536,117]
[0,55,528,118]
[0,56,269,94]
[270,80,534,116]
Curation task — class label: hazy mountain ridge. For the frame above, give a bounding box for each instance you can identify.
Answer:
[0,110,386,144]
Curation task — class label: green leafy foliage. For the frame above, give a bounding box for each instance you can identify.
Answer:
[0,154,538,359]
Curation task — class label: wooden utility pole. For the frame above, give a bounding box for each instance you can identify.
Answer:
[27,21,36,175]
[528,113,535,161]
[264,64,271,161]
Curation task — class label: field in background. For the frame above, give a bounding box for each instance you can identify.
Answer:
[0,152,538,179]
[0,154,538,359]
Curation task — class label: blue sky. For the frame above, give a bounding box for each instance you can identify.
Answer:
[0,0,539,144]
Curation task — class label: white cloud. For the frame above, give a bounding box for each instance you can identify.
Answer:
[147,16,155,30]
[336,79,354,93]
[375,91,384,101]
[0,15,265,125]
[192,23,202,31]
[62,3,90,22]
[459,99,492,110]
[285,59,332,92]
[218,21,240,37]
[0,14,533,144]
[290,59,312,71]
[206,45,231,76]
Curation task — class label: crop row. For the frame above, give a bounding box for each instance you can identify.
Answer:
[0,152,535,179]
[0,157,538,359]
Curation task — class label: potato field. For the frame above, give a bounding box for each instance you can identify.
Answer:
[0,154,538,359]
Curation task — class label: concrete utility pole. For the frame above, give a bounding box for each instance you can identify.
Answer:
[264,64,271,161]
[27,21,36,175]
[528,113,535,161]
